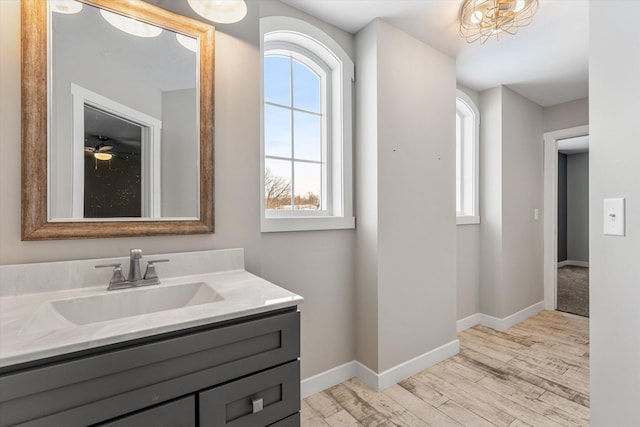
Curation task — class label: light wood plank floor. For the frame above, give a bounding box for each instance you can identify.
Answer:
[302,310,589,426]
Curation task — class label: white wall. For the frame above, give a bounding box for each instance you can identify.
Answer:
[566,153,589,263]
[356,19,457,373]
[0,0,356,381]
[589,1,640,425]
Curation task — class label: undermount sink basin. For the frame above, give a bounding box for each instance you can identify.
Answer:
[21,282,223,334]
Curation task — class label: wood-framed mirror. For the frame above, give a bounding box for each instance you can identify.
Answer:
[21,0,214,240]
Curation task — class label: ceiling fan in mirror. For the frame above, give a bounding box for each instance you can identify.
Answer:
[84,137,115,161]
[84,135,139,163]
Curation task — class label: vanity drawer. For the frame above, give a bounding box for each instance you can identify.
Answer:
[0,310,299,427]
[269,412,300,426]
[199,361,300,427]
[96,396,195,427]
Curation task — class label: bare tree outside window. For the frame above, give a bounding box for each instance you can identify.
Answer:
[265,168,291,209]
[294,193,319,210]
[265,168,320,210]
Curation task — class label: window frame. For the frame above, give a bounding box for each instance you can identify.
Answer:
[261,16,354,233]
[456,90,480,225]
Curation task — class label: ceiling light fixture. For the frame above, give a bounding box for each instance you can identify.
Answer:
[50,0,83,14]
[176,33,198,52]
[94,152,113,161]
[100,9,163,38]
[459,0,539,44]
[187,0,247,24]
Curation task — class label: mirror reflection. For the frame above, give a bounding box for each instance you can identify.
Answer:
[49,1,200,220]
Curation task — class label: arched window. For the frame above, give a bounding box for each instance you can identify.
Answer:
[456,90,480,224]
[261,17,354,232]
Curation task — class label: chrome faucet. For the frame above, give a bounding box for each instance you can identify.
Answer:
[128,249,143,282]
[96,249,169,290]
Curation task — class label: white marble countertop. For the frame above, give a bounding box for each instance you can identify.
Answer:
[0,249,303,369]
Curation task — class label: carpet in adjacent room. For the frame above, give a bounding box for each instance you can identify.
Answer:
[557,265,589,317]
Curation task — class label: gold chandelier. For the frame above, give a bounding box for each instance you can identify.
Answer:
[459,0,539,44]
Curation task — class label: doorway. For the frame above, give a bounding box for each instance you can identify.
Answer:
[70,83,162,219]
[543,125,589,313]
[556,136,589,317]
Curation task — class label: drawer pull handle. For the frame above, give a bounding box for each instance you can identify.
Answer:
[252,397,264,414]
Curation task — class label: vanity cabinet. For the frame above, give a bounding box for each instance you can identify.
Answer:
[0,308,300,427]
[97,396,196,427]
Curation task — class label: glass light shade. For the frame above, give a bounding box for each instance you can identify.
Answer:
[187,0,248,24]
[176,33,198,52]
[100,9,163,38]
[94,152,113,161]
[459,0,539,44]
[51,0,83,14]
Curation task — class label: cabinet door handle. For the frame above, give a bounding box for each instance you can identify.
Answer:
[251,397,264,414]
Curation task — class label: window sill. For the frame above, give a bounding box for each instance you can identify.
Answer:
[456,215,480,225]
[261,216,355,233]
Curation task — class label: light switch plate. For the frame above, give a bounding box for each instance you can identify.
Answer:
[603,198,625,236]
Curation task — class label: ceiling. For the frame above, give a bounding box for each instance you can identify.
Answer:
[280,0,589,107]
[558,135,589,154]
[53,2,197,92]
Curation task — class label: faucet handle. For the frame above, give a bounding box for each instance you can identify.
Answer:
[95,263,126,289]
[143,259,170,281]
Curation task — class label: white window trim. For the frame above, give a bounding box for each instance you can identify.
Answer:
[261,16,354,233]
[456,90,480,225]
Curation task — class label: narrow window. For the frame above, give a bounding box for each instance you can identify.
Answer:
[264,54,325,212]
[456,90,480,224]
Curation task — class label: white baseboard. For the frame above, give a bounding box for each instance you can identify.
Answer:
[369,339,460,391]
[304,302,546,398]
[300,339,460,397]
[558,260,589,268]
[456,301,545,332]
[300,361,358,399]
[457,313,483,332]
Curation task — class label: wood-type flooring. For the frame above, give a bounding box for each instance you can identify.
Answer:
[302,310,589,426]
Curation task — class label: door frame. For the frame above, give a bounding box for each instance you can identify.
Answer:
[70,83,162,218]
[543,125,589,310]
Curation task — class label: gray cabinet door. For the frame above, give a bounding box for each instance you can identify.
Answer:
[97,396,195,427]
[199,361,300,427]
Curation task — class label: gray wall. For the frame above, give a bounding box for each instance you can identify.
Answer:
[543,97,589,133]
[558,152,589,265]
[557,153,568,262]
[500,87,544,317]
[566,153,589,263]
[355,19,457,372]
[479,86,544,319]
[479,87,504,318]
[161,89,199,218]
[590,2,640,423]
[354,20,380,371]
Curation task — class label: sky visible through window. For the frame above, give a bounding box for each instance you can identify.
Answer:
[264,55,323,210]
